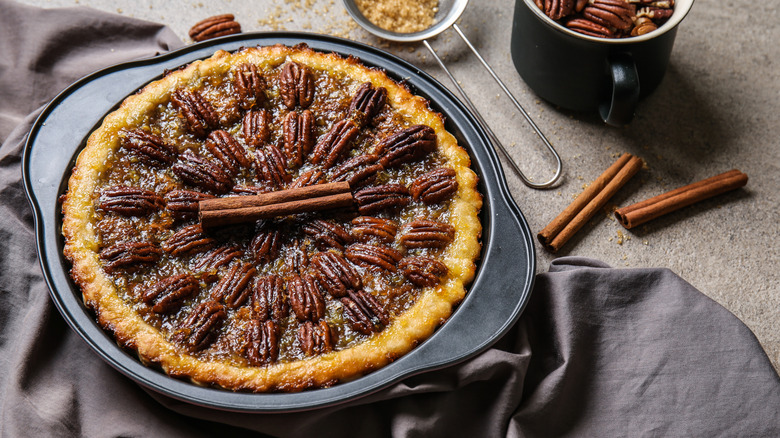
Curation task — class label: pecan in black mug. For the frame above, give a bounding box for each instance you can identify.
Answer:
[511,0,694,126]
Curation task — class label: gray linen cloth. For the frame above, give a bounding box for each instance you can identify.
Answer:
[1,1,778,436]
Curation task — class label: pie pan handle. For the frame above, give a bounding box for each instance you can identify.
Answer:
[22,32,535,412]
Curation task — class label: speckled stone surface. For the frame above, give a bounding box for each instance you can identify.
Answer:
[18,0,779,373]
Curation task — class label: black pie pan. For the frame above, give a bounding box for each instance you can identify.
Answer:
[22,32,535,413]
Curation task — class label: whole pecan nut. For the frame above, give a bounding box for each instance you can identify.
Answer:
[142,273,199,313]
[310,120,360,169]
[172,150,233,194]
[565,16,615,37]
[298,320,334,356]
[279,61,315,109]
[162,224,216,256]
[288,274,326,322]
[583,0,635,30]
[170,90,220,138]
[234,63,267,110]
[98,186,162,216]
[302,219,352,251]
[173,301,226,352]
[205,130,253,176]
[285,240,309,275]
[193,245,243,272]
[164,189,215,219]
[242,109,271,148]
[535,0,576,20]
[99,241,161,273]
[399,219,455,249]
[353,183,411,215]
[345,243,402,272]
[209,262,257,308]
[250,225,282,264]
[349,82,387,126]
[188,14,242,42]
[329,154,384,188]
[350,216,398,244]
[409,167,458,204]
[341,290,389,335]
[255,145,292,188]
[120,129,177,166]
[282,110,315,167]
[253,274,289,321]
[374,125,436,168]
[398,256,448,287]
[245,319,279,366]
[311,251,362,298]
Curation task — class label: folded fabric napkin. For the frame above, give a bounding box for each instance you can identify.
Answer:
[1,2,777,436]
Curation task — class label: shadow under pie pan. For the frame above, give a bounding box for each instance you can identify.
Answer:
[22,32,535,413]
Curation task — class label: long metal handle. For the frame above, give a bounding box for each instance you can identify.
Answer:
[422,25,563,189]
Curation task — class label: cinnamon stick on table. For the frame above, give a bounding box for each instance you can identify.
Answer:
[538,153,643,252]
[199,181,354,227]
[614,169,748,229]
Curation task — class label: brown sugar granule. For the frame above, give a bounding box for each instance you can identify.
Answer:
[356,0,439,33]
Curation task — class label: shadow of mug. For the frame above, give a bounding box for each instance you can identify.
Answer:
[511,0,695,126]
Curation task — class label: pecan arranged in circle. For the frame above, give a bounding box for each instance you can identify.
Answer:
[535,0,576,20]
[310,120,360,169]
[282,110,315,167]
[583,0,634,31]
[289,169,325,189]
[99,241,161,273]
[172,150,233,194]
[399,256,448,287]
[245,319,279,366]
[330,154,384,188]
[120,129,177,166]
[298,320,334,356]
[279,61,315,109]
[341,290,389,335]
[98,186,162,216]
[250,225,282,264]
[242,109,271,148]
[351,216,398,244]
[234,63,267,110]
[170,90,220,138]
[353,183,411,215]
[253,275,289,321]
[374,125,436,168]
[173,301,226,352]
[345,243,402,273]
[349,82,387,126]
[288,274,326,322]
[400,219,455,249]
[193,245,243,272]
[285,240,309,274]
[164,189,214,219]
[188,14,241,42]
[410,167,458,204]
[209,262,257,308]
[142,273,199,313]
[311,251,362,298]
[303,219,352,251]
[162,224,216,256]
[205,130,253,176]
[255,145,291,188]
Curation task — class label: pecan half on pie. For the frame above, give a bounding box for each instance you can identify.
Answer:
[61,44,482,392]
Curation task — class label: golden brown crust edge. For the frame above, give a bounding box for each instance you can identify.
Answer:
[62,44,482,392]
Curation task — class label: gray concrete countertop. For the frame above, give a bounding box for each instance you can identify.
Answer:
[19,0,779,373]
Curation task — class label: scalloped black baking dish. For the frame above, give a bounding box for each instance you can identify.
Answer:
[22,32,535,413]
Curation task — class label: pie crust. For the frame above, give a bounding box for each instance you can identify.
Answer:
[62,44,482,392]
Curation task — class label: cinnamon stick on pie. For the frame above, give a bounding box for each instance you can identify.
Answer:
[538,153,643,252]
[614,169,748,229]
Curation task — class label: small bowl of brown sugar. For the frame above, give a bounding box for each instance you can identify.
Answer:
[344,0,467,42]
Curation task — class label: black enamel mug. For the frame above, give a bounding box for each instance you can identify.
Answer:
[511,0,694,126]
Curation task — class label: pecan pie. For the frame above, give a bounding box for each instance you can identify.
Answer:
[61,44,482,392]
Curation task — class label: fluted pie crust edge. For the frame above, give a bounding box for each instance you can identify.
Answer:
[61,45,482,392]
